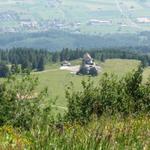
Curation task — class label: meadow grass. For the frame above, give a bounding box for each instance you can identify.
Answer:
[35,59,150,113]
[0,58,149,112]
[1,115,150,150]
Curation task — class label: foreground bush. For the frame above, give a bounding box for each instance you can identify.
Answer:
[0,74,51,129]
[0,66,150,150]
[66,65,150,123]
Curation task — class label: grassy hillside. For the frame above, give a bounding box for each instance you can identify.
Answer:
[33,59,150,112]
[0,58,149,112]
[1,60,150,149]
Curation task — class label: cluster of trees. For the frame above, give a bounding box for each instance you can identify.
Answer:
[0,63,10,77]
[0,48,51,72]
[0,48,150,78]
[53,48,150,67]
[0,63,24,77]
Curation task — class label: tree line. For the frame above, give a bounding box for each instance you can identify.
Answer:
[0,48,52,77]
[0,47,150,77]
[53,48,150,67]
[0,48,51,70]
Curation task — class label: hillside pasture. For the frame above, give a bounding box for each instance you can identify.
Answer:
[35,59,149,113]
[0,58,149,113]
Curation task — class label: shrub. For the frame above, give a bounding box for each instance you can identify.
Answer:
[0,74,51,129]
[11,64,21,74]
[89,67,98,76]
[65,79,101,123]
[0,63,10,77]
[65,65,150,123]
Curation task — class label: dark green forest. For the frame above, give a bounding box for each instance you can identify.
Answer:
[0,31,150,50]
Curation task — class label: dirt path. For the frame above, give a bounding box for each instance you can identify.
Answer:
[33,64,101,75]
[115,0,142,29]
[60,65,80,73]
[32,69,59,74]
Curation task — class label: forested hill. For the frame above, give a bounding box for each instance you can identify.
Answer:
[0,31,150,50]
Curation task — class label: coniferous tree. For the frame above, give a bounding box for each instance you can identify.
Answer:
[37,57,45,71]
[101,54,105,62]
[11,64,20,74]
[0,63,10,77]
[52,52,60,62]
[21,59,31,70]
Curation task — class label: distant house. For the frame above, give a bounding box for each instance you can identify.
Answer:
[137,17,150,23]
[88,19,111,25]
[61,60,71,66]
[77,53,98,76]
[83,53,94,65]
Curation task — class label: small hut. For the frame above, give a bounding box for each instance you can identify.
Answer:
[83,53,94,65]
[61,60,71,66]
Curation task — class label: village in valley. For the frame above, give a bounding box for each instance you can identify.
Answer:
[0,0,150,33]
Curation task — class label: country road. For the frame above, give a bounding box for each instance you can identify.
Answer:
[32,65,80,75]
[32,69,59,74]
[115,0,142,30]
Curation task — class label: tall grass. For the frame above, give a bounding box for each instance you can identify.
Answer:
[1,115,150,150]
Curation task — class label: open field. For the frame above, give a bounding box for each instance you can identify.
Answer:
[34,59,150,112]
[0,58,149,113]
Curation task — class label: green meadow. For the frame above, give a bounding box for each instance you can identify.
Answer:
[0,58,149,113]
[33,59,150,112]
